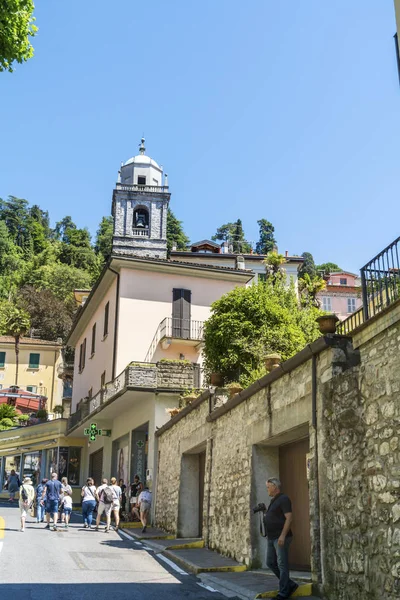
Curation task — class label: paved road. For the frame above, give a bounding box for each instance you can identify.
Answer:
[0,502,228,600]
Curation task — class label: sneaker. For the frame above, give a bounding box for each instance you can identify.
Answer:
[20,528,24,532]
[141,526,147,533]
[289,582,299,597]
[83,523,88,528]
[105,528,110,533]
[45,524,50,529]
[95,526,99,531]
[52,526,57,531]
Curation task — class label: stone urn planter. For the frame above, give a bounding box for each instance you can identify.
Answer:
[210,372,224,386]
[264,353,281,372]
[166,407,180,418]
[181,393,198,407]
[226,383,243,398]
[316,314,339,334]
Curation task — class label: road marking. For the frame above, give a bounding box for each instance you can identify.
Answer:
[0,516,4,540]
[197,583,217,592]
[141,545,153,551]
[119,529,133,540]
[134,541,143,546]
[158,553,188,575]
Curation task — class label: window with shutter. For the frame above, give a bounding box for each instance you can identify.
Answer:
[0,352,5,368]
[28,353,40,369]
[172,289,191,339]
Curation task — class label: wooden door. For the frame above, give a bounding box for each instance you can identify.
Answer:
[89,448,103,488]
[279,438,311,570]
[198,451,206,537]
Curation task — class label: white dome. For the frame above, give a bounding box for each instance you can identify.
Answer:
[124,154,161,169]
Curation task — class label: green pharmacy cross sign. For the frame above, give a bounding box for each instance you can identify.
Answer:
[84,423,102,442]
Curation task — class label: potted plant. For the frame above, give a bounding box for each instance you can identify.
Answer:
[36,409,48,422]
[181,389,199,406]
[264,353,281,372]
[226,382,243,398]
[210,372,224,386]
[316,314,339,334]
[17,414,30,427]
[53,405,64,418]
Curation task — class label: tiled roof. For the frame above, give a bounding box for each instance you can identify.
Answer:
[0,336,62,346]
[114,254,254,273]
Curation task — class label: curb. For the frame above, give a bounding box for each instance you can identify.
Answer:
[255,583,314,598]
[163,549,247,574]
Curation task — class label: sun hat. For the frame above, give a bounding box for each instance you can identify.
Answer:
[23,477,32,484]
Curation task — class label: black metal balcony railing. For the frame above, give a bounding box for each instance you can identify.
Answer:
[360,236,400,321]
[145,318,204,362]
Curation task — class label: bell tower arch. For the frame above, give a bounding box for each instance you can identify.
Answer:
[111,138,170,259]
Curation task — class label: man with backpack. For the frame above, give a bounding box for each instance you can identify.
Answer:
[41,472,62,531]
[95,478,113,533]
[19,476,35,532]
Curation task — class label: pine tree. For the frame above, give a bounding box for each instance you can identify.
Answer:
[167,209,190,255]
[255,219,276,255]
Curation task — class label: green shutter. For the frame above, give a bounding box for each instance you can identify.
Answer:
[29,353,40,369]
[0,352,5,368]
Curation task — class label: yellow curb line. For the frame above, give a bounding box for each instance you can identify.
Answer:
[120,522,143,529]
[0,516,5,539]
[165,540,205,550]
[255,583,313,598]
[199,565,247,573]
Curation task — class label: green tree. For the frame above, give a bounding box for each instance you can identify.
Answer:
[299,273,326,308]
[17,285,74,342]
[212,219,251,253]
[27,263,92,302]
[316,262,341,274]
[0,302,30,385]
[0,0,37,72]
[203,278,322,385]
[95,216,114,262]
[255,219,276,255]
[167,209,190,255]
[263,251,286,281]
[298,252,317,281]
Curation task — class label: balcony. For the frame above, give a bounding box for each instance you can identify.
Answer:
[115,183,170,194]
[67,360,200,432]
[145,318,204,363]
[132,227,149,237]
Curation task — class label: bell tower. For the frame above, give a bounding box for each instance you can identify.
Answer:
[111,138,170,259]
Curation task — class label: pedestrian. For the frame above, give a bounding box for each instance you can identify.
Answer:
[60,476,72,525]
[129,474,143,521]
[95,478,113,533]
[36,478,48,523]
[264,478,298,600]
[41,472,62,531]
[119,478,127,517]
[81,477,97,529]
[110,477,122,530]
[19,476,35,532]
[137,486,152,533]
[61,489,72,529]
[6,469,20,503]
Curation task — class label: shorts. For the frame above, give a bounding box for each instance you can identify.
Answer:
[130,497,137,505]
[45,500,59,514]
[112,500,120,511]
[63,507,72,516]
[19,503,31,518]
[140,501,151,513]
[97,501,112,517]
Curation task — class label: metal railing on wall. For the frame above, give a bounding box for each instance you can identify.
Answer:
[360,236,400,321]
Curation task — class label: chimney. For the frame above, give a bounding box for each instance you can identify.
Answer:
[236,255,245,270]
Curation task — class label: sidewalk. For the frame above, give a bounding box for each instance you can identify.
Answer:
[120,526,319,600]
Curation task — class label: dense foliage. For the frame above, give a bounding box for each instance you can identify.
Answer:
[0,195,189,342]
[316,262,342,274]
[0,0,37,72]
[256,219,276,255]
[203,277,322,386]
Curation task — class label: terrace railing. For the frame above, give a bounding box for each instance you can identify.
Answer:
[360,236,400,321]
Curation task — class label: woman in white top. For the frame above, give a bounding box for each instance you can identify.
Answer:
[81,477,97,529]
[110,477,122,530]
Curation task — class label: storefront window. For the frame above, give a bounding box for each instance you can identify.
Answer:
[22,452,42,487]
[68,447,81,486]
[47,448,58,477]
[58,447,69,479]
[2,455,21,490]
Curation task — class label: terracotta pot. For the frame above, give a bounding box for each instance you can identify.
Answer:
[182,395,197,406]
[264,353,281,372]
[210,372,223,386]
[316,314,339,334]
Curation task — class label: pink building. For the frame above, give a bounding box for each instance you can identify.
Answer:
[317,271,362,321]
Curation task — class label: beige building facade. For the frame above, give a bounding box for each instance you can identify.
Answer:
[0,336,63,412]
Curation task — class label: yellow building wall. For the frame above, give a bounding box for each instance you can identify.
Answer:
[0,344,63,411]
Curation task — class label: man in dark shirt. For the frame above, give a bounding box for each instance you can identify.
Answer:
[263,478,298,599]
[41,472,62,531]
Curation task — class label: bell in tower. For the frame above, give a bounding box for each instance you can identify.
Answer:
[111,138,170,259]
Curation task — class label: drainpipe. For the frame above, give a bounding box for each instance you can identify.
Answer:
[205,437,213,547]
[312,354,323,588]
[108,266,120,380]
[51,349,58,411]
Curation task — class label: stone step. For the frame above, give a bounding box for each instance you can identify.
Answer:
[162,547,247,574]
[122,526,175,540]
[199,572,316,600]
[119,521,143,529]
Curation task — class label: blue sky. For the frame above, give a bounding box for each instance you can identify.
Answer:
[1,1,399,272]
